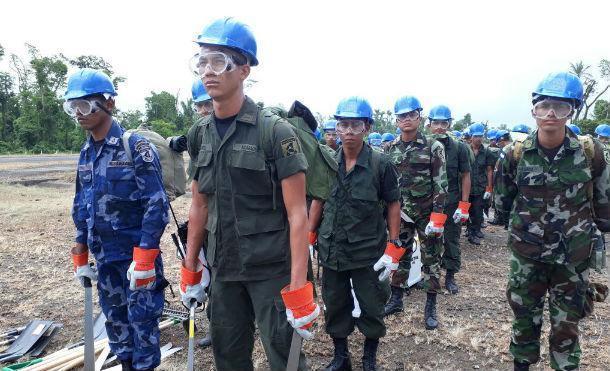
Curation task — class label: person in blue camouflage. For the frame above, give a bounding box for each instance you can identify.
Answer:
[67,69,169,371]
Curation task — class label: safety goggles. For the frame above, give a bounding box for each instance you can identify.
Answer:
[336,120,367,134]
[429,120,451,128]
[396,110,420,122]
[63,99,104,117]
[192,100,213,113]
[190,51,238,76]
[532,99,573,119]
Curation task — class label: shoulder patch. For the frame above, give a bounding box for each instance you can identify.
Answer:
[135,139,154,163]
[604,148,610,164]
[281,137,300,157]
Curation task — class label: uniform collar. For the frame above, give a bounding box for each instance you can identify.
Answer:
[393,131,427,146]
[524,128,579,152]
[337,143,373,170]
[84,119,123,150]
[235,96,258,125]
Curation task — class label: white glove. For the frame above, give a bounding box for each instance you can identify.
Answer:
[75,264,98,285]
[180,256,210,307]
[286,307,320,340]
[350,279,361,318]
[126,248,159,291]
[373,254,398,281]
[425,222,444,236]
[483,191,492,200]
[452,201,471,224]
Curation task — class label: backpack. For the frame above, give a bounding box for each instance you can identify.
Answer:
[122,127,187,201]
[260,101,338,201]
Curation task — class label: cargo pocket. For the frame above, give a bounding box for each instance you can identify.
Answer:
[236,212,288,266]
[106,167,139,200]
[229,150,272,195]
[558,167,591,207]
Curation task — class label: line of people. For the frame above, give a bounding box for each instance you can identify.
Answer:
[64,16,609,371]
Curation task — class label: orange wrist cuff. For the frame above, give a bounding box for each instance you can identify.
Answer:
[458,201,471,212]
[485,186,493,193]
[430,212,447,226]
[181,264,203,285]
[281,281,314,310]
[72,251,88,268]
[133,247,159,263]
[385,242,406,261]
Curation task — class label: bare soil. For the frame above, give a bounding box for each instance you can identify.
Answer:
[0,174,608,370]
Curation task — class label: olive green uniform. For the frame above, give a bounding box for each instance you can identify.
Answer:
[187,97,308,371]
[467,145,495,235]
[317,145,400,339]
[435,134,471,272]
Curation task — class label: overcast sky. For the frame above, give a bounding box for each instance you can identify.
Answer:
[1,0,608,129]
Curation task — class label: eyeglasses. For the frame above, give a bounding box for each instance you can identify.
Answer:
[63,99,103,117]
[429,120,451,128]
[336,120,367,134]
[192,100,213,114]
[396,110,421,122]
[533,99,573,119]
[190,51,238,76]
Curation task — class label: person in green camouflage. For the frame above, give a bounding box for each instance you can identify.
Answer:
[466,122,495,245]
[383,96,448,330]
[427,105,472,294]
[495,72,610,371]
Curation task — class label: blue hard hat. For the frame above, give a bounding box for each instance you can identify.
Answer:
[469,123,485,136]
[532,72,583,108]
[462,128,472,138]
[334,96,373,122]
[314,128,322,140]
[64,68,116,100]
[452,130,463,138]
[368,132,382,146]
[195,17,259,66]
[394,96,422,114]
[496,130,510,141]
[323,120,337,132]
[595,123,610,137]
[381,133,395,142]
[191,79,211,103]
[566,124,581,135]
[486,129,499,141]
[512,124,531,134]
[428,105,452,121]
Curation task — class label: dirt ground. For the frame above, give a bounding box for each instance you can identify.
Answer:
[0,165,608,370]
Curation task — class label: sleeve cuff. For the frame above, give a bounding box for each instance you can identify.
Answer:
[275,153,307,180]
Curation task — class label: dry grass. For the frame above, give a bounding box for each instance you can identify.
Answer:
[0,183,608,371]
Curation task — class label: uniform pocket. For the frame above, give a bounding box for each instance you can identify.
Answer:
[196,150,215,194]
[106,167,139,200]
[229,150,272,195]
[558,167,591,206]
[235,212,288,266]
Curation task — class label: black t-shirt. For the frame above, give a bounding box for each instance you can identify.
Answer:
[215,115,238,139]
[541,143,563,162]
[93,139,105,154]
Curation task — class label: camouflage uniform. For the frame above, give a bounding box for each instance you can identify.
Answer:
[495,129,610,370]
[72,120,169,370]
[386,132,447,293]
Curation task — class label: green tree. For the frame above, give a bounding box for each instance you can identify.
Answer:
[594,99,609,121]
[570,60,610,122]
[116,109,144,130]
[372,109,395,134]
[145,91,178,124]
[150,119,176,138]
[453,113,472,131]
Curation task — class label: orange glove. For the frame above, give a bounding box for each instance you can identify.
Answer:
[308,231,318,245]
[425,212,447,236]
[281,282,320,340]
[453,201,471,224]
[373,241,406,281]
[71,248,97,284]
[126,247,159,290]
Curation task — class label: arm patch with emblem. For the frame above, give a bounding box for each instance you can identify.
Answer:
[281,137,301,157]
[135,139,154,163]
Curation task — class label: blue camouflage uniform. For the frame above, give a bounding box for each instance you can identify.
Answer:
[72,120,169,370]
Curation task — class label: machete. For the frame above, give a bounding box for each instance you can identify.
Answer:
[286,330,302,371]
[83,277,95,371]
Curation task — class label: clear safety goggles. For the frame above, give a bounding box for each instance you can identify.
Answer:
[63,99,104,117]
[190,51,238,76]
[532,99,573,120]
[396,110,420,122]
[192,99,213,113]
[336,120,367,134]
[429,119,451,128]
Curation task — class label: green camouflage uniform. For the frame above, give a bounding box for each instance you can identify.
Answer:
[386,132,448,293]
[434,134,471,273]
[468,144,495,234]
[495,129,610,370]
[187,97,308,371]
[317,144,400,339]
